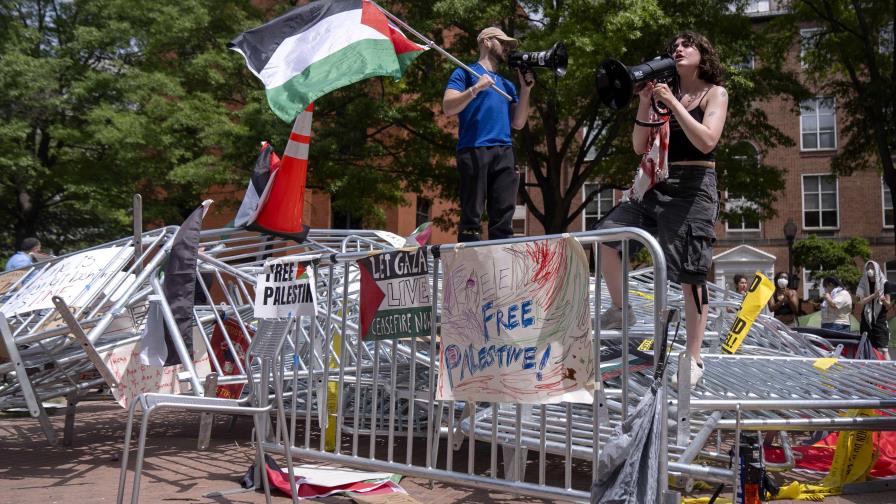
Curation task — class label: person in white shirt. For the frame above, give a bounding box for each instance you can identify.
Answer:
[820,276,852,332]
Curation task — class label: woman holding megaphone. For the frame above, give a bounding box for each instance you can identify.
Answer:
[594,31,728,389]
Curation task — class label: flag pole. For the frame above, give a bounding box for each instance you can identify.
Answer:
[371,1,514,102]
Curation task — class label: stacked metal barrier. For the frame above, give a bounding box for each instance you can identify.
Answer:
[4,222,896,504]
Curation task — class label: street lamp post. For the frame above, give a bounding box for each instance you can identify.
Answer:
[783,217,797,279]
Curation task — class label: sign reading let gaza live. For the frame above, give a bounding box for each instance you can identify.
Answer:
[358,248,432,340]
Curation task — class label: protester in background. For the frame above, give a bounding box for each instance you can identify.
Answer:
[820,276,852,332]
[733,274,748,295]
[768,271,799,327]
[4,238,41,272]
[443,27,534,242]
[856,260,891,359]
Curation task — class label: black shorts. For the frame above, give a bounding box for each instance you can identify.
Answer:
[861,313,890,349]
[594,165,718,285]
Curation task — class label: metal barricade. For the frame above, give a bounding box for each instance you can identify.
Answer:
[258,228,670,503]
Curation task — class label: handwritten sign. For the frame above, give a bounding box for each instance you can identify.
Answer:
[101,327,211,409]
[358,248,432,340]
[254,261,317,319]
[1,246,131,317]
[436,237,594,404]
[723,272,774,354]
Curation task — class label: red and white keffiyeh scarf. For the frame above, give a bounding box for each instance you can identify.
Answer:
[624,112,670,202]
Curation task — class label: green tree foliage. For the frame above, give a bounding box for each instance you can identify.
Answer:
[761,0,896,250]
[1,0,796,260]
[793,234,871,291]
[401,0,794,233]
[0,0,281,256]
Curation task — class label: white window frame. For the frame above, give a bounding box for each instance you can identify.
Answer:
[734,53,755,70]
[886,261,896,286]
[744,0,770,13]
[582,121,605,162]
[582,183,615,230]
[724,197,762,232]
[881,22,894,55]
[800,28,823,68]
[801,174,840,230]
[883,180,894,229]
[802,268,819,299]
[415,196,432,228]
[799,97,837,151]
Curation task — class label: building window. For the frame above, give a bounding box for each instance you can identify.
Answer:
[886,260,896,285]
[803,269,820,299]
[800,98,836,150]
[802,174,839,229]
[744,0,770,13]
[884,182,894,228]
[415,197,431,228]
[582,122,605,162]
[331,208,363,229]
[582,183,615,230]
[800,28,823,68]
[725,197,761,232]
[881,23,894,54]
[733,53,755,70]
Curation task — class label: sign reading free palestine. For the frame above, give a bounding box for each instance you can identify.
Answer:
[357,248,432,340]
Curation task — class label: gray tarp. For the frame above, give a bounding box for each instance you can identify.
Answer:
[591,381,665,503]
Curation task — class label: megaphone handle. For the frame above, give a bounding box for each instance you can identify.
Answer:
[651,97,672,116]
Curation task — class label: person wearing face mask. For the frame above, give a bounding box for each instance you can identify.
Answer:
[856,260,891,359]
[820,276,853,333]
[768,271,799,327]
[443,27,534,243]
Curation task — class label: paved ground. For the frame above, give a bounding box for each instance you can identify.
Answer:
[0,401,893,503]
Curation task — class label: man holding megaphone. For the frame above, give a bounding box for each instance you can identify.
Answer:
[443,27,535,243]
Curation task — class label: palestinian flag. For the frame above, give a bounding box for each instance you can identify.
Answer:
[228,0,427,122]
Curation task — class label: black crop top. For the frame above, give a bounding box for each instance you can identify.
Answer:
[668,92,716,163]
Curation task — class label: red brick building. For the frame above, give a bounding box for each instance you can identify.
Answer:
[214,2,892,298]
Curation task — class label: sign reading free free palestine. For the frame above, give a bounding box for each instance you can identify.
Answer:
[358,248,432,340]
[254,260,317,319]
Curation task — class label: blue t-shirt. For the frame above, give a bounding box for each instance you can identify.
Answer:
[5,251,32,271]
[446,63,519,150]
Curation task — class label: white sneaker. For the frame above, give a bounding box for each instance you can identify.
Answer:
[598,305,636,330]
[671,354,704,389]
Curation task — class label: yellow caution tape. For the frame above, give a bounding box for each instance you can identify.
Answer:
[637,338,654,351]
[722,272,774,354]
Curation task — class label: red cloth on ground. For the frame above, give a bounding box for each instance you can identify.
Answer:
[764,430,896,478]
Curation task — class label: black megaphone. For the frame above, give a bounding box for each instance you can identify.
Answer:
[596,55,677,110]
[508,41,568,77]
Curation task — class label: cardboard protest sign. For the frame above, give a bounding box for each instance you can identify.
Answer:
[0,270,27,296]
[254,261,317,319]
[358,248,432,340]
[723,272,774,354]
[1,246,131,317]
[101,327,211,409]
[436,236,594,404]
